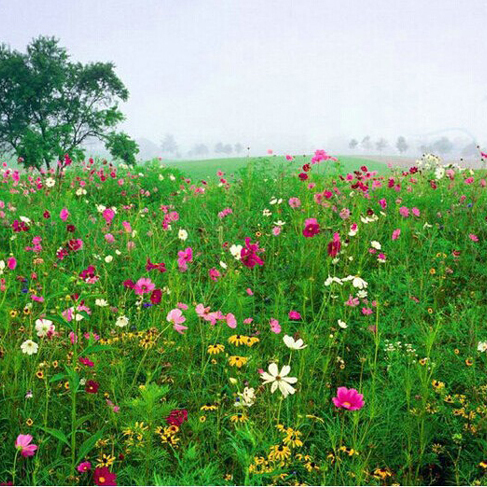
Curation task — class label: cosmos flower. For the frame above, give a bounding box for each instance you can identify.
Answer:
[20,340,38,355]
[260,363,298,398]
[15,434,37,457]
[283,335,307,350]
[332,387,364,411]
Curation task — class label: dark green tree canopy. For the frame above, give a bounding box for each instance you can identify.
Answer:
[0,36,137,168]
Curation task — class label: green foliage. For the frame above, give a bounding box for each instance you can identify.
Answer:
[106,132,139,166]
[0,36,130,169]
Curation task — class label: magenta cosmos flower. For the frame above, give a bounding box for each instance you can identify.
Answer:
[15,434,38,457]
[332,387,364,411]
[133,277,155,295]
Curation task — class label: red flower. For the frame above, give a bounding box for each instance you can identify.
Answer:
[150,288,162,305]
[166,409,188,427]
[146,258,167,273]
[85,380,100,394]
[298,172,308,181]
[302,218,320,238]
[240,238,264,269]
[94,467,117,486]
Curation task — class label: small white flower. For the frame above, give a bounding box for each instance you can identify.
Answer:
[35,319,54,337]
[370,241,381,250]
[230,244,243,260]
[236,387,255,407]
[20,216,31,224]
[477,341,487,353]
[169,174,176,181]
[96,204,106,213]
[357,290,368,299]
[351,276,368,289]
[262,209,272,217]
[115,250,122,256]
[158,174,165,181]
[220,261,227,269]
[273,220,286,226]
[45,177,55,188]
[105,255,113,263]
[76,188,87,196]
[95,299,109,307]
[283,335,307,350]
[338,319,348,329]
[115,315,129,328]
[260,363,298,398]
[21,340,38,355]
[178,229,188,241]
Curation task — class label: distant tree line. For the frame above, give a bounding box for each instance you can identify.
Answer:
[159,134,246,158]
[348,135,479,156]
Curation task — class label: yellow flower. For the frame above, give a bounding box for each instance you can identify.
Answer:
[200,403,218,411]
[35,370,44,379]
[207,344,225,355]
[465,358,474,366]
[431,380,445,390]
[228,356,248,368]
[283,430,303,448]
[96,454,116,468]
[26,418,33,427]
[199,415,206,422]
[268,444,291,461]
[246,336,260,347]
[9,310,18,318]
[228,335,249,346]
[230,413,248,423]
[373,468,392,480]
[304,460,320,472]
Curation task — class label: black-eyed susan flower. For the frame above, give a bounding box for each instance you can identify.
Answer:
[228,356,248,368]
[228,335,248,346]
[268,444,291,461]
[207,344,225,355]
[230,412,248,423]
[200,403,218,411]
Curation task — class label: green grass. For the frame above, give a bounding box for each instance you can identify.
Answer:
[162,155,387,179]
[0,155,487,486]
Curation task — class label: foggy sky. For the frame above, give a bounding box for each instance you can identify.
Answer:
[0,0,485,153]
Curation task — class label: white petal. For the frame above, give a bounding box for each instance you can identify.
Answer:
[280,365,291,377]
[268,363,279,377]
[270,381,279,394]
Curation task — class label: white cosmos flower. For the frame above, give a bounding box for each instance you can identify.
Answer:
[95,299,109,307]
[262,209,272,217]
[230,244,243,260]
[76,188,87,196]
[357,290,368,299]
[21,340,38,355]
[45,177,55,187]
[324,276,343,286]
[261,363,298,398]
[477,341,487,353]
[116,315,129,328]
[178,229,188,241]
[235,387,256,407]
[219,261,227,269]
[283,335,307,350]
[351,276,368,289]
[96,204,106,213]
[0,260,4,274]
[273,220,286,226]
[35,319,54,337]
[338,319,348,329]
[20,216,31,224]
[105,255,113,263]
[370,241,381,250]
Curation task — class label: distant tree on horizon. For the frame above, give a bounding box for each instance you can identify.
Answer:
[349,139,358,150]
[432,137,453,155]
[160,134,178,155]
[234,143,244,154]
[396,136,408,154]
[461,142,478,158]
[361,136,372,151]
[375,138,388,153]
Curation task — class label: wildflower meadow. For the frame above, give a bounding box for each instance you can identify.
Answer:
[1,150,487,486]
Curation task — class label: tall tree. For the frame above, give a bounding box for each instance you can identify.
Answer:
[0,36,132,169]
[375,138,388,153]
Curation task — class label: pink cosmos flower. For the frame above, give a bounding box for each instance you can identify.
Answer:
[246,288,254,296]
[469,234,479,242]
[327,232,341,257]
[102,208,115,223]
[167,308,188,334]
[270,318,281,334]
[225,313,237,328]
[209,268,221,281]
[288,310,301,320]
[7,257,16,270]
[133,277,155,295]
[288,197,301,208]
[411,207,420,217]
[177,247,193,272]
[60,208,69,221]
[15,434,38,457]
[399,206,409,217]
[332,387,364,411]
[240,239,264,268]
[392,229,401,240]
[77,461,92,473]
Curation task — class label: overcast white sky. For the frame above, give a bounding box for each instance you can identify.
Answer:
[0,0,485,153]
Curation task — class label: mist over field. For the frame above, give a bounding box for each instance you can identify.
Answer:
[1,0,485,158]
